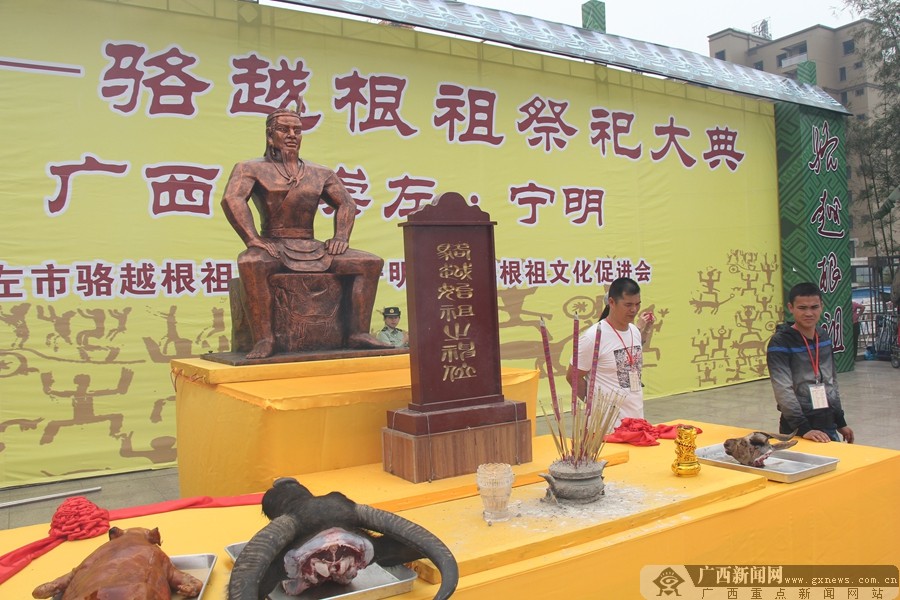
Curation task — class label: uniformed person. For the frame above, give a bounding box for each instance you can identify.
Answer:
[376,306,409,348]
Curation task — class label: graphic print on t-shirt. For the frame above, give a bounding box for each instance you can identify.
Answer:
[614,345,643,388]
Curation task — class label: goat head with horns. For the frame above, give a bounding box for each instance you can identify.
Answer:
[228,477,459,599]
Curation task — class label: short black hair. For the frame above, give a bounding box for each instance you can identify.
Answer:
[788,282,823,304]
[609,277,640,301]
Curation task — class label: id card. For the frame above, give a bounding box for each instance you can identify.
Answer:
[810,383,828,409]
[629,370,641,393]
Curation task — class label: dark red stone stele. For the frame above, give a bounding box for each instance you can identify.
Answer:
[386,192,527,436]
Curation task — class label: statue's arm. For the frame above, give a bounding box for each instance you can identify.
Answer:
[222,163,262,245]
[322,172,356,255]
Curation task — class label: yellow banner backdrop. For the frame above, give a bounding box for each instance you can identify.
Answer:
[0,0,782,486]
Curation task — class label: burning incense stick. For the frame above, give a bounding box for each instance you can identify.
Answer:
[571,312,579,419]
[581,321,603,448]
[540,315,624,465]
[539,318,560,421]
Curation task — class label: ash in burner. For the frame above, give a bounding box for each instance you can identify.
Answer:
[506,482,689,531]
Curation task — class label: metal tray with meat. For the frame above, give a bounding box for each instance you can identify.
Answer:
[172,553,217,600]
[225,542,417,600]
[695,444,839,483]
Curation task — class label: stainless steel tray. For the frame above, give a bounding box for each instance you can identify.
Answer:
[225,542,417,600]
[172,553,217,600]
[52,553,216,600]
[695,444,839,483]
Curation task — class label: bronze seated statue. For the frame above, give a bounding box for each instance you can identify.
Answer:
[222,105,391,359]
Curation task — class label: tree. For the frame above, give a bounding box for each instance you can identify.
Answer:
[844,0,900,268]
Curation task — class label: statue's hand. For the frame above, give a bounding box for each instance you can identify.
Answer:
[325,238,349,255]
[248,238,279,258]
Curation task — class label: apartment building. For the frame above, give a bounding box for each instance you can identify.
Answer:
[708,19,880,118]
[709,20,885,260]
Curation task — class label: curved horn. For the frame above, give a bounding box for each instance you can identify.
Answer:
[355,504,459,600]
[228,514,299,600]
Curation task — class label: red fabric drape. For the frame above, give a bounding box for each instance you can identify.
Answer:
[605,418,703,446]
[0,492,263,585]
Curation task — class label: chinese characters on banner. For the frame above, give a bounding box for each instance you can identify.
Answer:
[1,0,785,487]
[807,119,846,353]
[0,42,755,302]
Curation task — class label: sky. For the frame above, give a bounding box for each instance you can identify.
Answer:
[456,0,859,56]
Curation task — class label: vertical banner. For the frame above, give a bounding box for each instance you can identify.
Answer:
[774,103,851,372]
[0,0,807,486]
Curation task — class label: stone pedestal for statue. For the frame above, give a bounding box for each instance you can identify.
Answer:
[232,274,344,351]
[382,192,532,483]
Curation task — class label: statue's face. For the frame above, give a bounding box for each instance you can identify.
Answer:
[268,115,302,153]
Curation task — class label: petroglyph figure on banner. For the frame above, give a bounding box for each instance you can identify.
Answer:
[36,305,76,351]
[39,369,132,444]
[0,303,31,348]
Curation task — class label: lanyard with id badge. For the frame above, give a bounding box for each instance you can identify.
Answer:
[610,323,641,392]
[796,327,828,410]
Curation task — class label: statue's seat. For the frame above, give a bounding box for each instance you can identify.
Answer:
[230,273,344,352]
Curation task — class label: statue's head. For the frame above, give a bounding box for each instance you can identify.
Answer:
[265,110,303,159]
[265,97,305,158]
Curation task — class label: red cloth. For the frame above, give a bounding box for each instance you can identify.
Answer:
[604,418,703,446]
[0,491,263,586]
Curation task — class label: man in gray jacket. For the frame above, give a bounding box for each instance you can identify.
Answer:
[766,282,855,443]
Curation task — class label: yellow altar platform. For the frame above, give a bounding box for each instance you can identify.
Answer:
[2,422,898,599]
[171,355,539,497]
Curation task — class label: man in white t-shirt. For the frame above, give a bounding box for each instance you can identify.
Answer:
[566,277,646,422]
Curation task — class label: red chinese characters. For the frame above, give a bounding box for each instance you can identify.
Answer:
[562,187,604,227]
[548,259,571,285]
[807,120,839,175]
[100,42,211,116]
[144,164,222,217]
[119,261,159,297]
[702,126,745,171]
[516,95,578,152]
[74,262,117,299]
[816,252,842,293]
[822,306,846,352]
[595,259,614,284]
[571,259,594,284]
[509,182,555,226]
[198,261,234,295]
[634,259,652,282]
[45,155,129,216]
[160,261,197,296]
[809,190,845,239]
[615,258,633,279]
[384,259,406,289]
[229,54,323,131]
[333,70,418,136]
[498,260,523,288]
[524,259,547,286]
[0,264,27,300]
[589,108,641,159]
[30,263,72,300]
[650,116,697,167]
[433,84,504,145]
[7,259,235,301]
[383,175,437,220]
[495,258,652,288]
